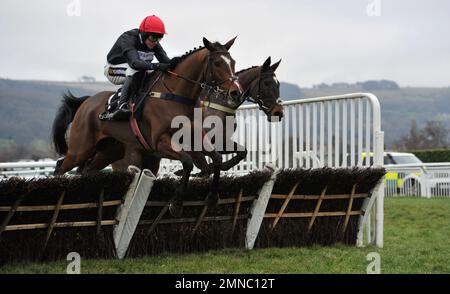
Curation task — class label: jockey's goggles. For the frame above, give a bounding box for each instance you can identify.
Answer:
[147,33,163,43]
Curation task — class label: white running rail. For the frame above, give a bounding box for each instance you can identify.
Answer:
[0,161,56,178]
[385,163,450,198]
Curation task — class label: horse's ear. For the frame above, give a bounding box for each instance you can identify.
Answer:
[224,36,237,50]
[262,57,272,71]
[270,59,282,72]
[203,37,213,51]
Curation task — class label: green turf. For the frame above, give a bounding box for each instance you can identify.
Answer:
[1,197,449,274]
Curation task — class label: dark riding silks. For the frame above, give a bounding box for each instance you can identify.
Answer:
[107,29,170,70]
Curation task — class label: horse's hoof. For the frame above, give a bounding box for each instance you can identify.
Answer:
[192,171,210,178]
[53,158,64,176]
[173,169,184,177]
[169,197,183,217]
[205,192,219,208]
[206,164,215,175]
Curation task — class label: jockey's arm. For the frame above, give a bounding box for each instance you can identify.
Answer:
[153,43,171,63]
[124,49,155,71]
[120,32,159,71]
[124,49,170,73]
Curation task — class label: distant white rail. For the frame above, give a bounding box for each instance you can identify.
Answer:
[385,163,450,198]
[0,161,56,169]
[0,161,112,178]
[0,161,57,178]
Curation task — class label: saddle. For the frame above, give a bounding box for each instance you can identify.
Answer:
[102,72,153,122]
[102,89,122,116]
[99,69,200,151]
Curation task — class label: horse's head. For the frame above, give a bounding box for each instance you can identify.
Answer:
[244,57,284,122]
[202,37,242,102]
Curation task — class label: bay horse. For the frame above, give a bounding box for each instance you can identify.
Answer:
[112,56,284,175]
[51,37,242,216]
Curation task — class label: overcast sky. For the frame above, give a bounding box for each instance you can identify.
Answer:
[0,0,449,87]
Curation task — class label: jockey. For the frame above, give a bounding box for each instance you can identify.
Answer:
[102,15,178,120]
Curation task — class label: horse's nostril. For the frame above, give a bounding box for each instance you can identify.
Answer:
[274,112,283,118]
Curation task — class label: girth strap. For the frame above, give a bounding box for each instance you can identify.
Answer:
[148,91,199,107]
[129,91,200,151]
[129,103,152,151]
[201,101,236,114]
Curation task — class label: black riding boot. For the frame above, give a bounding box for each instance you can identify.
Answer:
[101,76,133,121]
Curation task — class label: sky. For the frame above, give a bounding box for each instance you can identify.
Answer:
[0,0,449,87]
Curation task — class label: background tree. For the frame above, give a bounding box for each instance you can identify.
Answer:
[394,120,449,150]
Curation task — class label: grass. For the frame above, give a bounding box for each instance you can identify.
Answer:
[1,197,449,274]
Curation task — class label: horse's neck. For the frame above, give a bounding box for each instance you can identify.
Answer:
[201,67,262,140]
[163,49,208,99]
[238,67,261,92]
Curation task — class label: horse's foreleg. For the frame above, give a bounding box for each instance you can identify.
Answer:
[156,133,193,217]
[55,151,94,175]
[111,145,145,172]
[202,135,222,208]
[142,152,162,176]
[173,151,212,177]
[53,157,65,175]
[208,141,247,172]
[189,152,211,176]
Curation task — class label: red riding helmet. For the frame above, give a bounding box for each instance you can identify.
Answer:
[139,15,167,34]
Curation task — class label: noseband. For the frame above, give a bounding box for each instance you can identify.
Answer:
[244,72,283,114]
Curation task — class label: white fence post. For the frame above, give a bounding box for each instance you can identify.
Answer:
[114,167,156,259]
[245,164,280,249]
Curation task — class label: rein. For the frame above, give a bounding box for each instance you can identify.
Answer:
[165,51,238,96]
[138,50,243,112]
[198,71,284,115]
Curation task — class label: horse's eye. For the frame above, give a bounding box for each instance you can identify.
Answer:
[213,61,221,67]
[264,81,271,86]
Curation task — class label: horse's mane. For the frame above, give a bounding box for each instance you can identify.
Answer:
[236,66,259,75]
[176,41,229,61]
[144,46,205,87]
[178,46,205,61]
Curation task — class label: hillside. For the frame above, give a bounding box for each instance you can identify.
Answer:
[1,78,449,153]
[0,79,118,146]
[0,78,300,147]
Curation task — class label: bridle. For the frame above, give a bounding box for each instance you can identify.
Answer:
[196,70,284,116]
[243,72,283,114]
[164,50,240,100]
[205,51,240,89]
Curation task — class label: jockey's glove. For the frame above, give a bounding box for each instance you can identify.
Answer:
[151,63,170,72]
[159,63,170,72]
[149,63,169,71]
